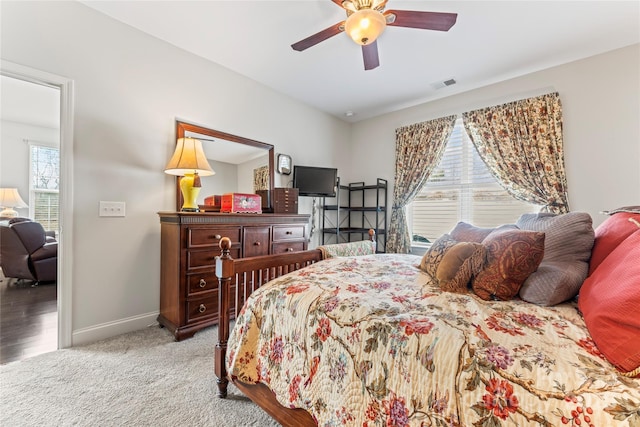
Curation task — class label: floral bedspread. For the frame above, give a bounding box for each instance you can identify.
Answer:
[226,254,640,426]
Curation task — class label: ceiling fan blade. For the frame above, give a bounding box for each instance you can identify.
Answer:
[385,10,457,31]
[291,22,344,51]
[362,41,380,70]
[330,0,344,7]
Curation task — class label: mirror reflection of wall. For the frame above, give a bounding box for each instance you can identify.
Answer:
[200,159,237,200]
[187,131,270,204]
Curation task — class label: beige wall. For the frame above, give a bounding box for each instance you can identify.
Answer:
[349,44,640,229]
[1,1,350,343]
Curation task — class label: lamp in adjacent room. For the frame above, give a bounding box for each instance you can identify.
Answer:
[164,137,215,212]
[0,188,29,218]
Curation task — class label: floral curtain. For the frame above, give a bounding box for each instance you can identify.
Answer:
[462,92,569,213]
[387,115,457,253]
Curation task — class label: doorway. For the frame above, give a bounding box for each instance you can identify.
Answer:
[0,75,59,363]
[0,60,74,359]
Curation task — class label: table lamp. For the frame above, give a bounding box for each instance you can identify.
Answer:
[0,188,29,218]
[164,137,215,212]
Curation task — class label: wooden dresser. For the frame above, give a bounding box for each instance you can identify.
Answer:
[158,212,310,340]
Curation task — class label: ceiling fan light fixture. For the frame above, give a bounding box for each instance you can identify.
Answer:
[345,9,386,45]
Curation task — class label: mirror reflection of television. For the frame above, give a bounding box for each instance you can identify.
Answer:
[293,166,338,197]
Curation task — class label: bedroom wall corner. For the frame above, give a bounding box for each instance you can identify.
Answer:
[349,44,640,229]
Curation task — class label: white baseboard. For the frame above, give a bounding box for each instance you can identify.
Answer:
[71,311,159,347]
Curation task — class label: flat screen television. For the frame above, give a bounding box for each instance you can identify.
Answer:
[293,166,338,197]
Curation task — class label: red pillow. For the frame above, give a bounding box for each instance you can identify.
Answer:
[579,230,640,376]
[589,212,640,275]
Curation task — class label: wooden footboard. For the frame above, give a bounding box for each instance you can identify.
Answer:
[214,238,323,398]
[214,230,375,426]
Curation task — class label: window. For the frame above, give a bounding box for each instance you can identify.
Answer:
[411,118,539,244]
[29,144,60,233]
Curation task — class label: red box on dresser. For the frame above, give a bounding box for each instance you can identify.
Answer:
[220,193,262,214]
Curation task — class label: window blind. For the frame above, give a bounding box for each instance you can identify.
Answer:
[411,118,539,243]
[29,144,60,233]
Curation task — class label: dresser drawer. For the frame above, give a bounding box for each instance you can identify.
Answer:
[186,247,240,271]
[187,226,241,248]
[187,272,217,295]
[243,226,270,257]
[186,295,216,324]
[273,225,305,241]
[272,241,306,254]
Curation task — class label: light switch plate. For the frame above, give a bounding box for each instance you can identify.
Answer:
[99,201,126,217]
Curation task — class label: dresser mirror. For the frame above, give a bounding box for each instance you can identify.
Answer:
[175,120,275,212]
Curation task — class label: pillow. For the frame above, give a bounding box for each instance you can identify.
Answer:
[578,229,640,377]
[471,229,545,301]
[589,211,640,275]
[419,234,457,278]
[602,205,640,215]
[515,212,594,305]
[436,242,485,293]
[318,240,376,259]
[449,221,517,243]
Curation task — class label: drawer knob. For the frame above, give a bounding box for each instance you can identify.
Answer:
[254,241,261,246]
[198,304,207,313]
[286,231,293,235]
[199,278,207,288]
[214,234,221,240]
[287,247,294,252]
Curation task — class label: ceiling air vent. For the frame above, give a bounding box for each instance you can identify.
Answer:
[430,78,457,90]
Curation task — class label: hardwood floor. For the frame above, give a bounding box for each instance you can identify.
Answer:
[0,274,57,365]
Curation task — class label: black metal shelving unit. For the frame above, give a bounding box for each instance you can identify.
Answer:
[321,178,387,252]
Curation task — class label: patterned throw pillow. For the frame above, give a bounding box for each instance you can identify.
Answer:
[472,229,545,301]
[436,242,486,293]
[318,240,376,259]
[419,234,457,278]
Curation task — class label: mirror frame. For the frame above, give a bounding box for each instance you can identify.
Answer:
[174,120,275,212]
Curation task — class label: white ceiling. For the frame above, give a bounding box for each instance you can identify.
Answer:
[80,1,640,122]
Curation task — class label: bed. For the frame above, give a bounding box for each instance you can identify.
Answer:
[214,211,640,427]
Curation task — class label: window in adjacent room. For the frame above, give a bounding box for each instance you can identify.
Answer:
[29,143,60,233]
[410,118,540,245]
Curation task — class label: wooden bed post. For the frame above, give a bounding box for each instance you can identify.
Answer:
[215,237,233,398]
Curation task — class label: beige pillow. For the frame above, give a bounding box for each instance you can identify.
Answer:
[419,234,457,278]
[436,242,486,293]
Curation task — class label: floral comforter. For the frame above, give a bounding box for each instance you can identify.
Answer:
[226,254,640,426]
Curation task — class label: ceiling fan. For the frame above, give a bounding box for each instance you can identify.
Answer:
[291,0,457,71]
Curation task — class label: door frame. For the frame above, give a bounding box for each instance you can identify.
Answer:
[1,60,74,349]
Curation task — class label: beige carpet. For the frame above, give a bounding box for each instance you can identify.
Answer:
[0,326,279,426]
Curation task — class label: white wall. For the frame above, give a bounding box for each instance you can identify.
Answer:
[1,1,350,343]
[349,44,640,229]
[198,160,238,202]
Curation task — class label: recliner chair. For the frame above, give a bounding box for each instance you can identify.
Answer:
[0,217,57,284]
